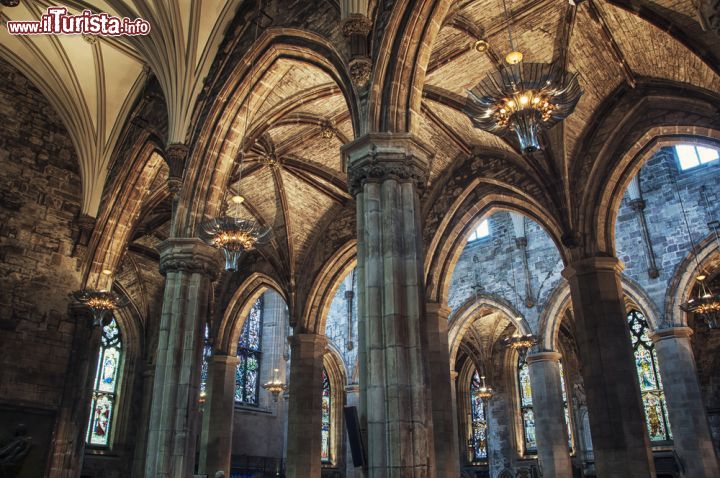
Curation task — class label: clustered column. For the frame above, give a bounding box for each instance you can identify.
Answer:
[343,133,436,476]
[144,238,221,477]
[426,302,461,477]
[285,333,328,478]
[562,257,655,477]
[199,354,240,477]
[651,326,720,478]
[526,351,573,478]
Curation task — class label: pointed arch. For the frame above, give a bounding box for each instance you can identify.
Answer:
[322,344,347,467]
[176,28,360,237]
[217,272,287,355]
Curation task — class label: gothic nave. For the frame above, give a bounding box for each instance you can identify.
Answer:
[1,1,720,477]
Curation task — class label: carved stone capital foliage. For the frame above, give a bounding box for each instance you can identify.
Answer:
[158,238,223,278]
[699,1,720,35]
[342,133,432,197]
[342,13,373,37]
[164,143,189,193]
[348,57,372,89]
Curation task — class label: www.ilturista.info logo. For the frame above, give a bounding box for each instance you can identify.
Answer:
[5,7,150,36]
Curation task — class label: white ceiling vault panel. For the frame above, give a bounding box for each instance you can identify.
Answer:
[0,0,241,217]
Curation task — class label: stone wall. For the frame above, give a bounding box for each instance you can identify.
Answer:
[447,212,564,333]
[0,58,82,417]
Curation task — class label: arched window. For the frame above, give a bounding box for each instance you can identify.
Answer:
[470,370,489,461]
[86,317,123,446]
[627,309,672,442]
[558,361,573,451]
[236,296,263,405]
[200,323,212,402]
[321,368,332,463]
[518,355,536,453]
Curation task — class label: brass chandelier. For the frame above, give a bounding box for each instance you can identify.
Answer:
[262,368,287,402]
[477,375,494,401]
[72,271,128,326]
[501,332,537,351]
[465,0,582,153]
[201,193,271,271]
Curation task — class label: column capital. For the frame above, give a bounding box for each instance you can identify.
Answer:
[342,133,432,196]
[426,302,453,319]
[526,351,562,364]
[289,333,328,348]
[164,143,189,194]
[158,238,223,277]
[209,354,241,366]
[561,256,624,279]
[341,13,373,37]
[649,326,693,343]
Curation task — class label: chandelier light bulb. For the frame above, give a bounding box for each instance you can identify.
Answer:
[505,50,523,65]
[231,194,245,205]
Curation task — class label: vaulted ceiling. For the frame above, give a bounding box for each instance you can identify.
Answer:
[0,0,240,216]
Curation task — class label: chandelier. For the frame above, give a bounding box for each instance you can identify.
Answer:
[262,368,287,401]
[477,375,494,400]
[201,194,271,271]
[465,0,582,153]
[502,332,537,350]
[72,270,128,326]
[675,181,720,329]
[680,275,720,329]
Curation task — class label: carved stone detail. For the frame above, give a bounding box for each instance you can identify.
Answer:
[348,57,372,89]
[342,13,373,37]
[343,134,432,196]
[164,143,189,194]
[158,238,222,278]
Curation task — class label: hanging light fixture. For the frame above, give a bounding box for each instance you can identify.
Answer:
[201,192,271,271]
[502,332,537,351]
[477,375,494,401]
[262,368,287,402]
[71,270,128,326]
[465,0,582,153]
[201,4,271,271]
[678,183,720,329]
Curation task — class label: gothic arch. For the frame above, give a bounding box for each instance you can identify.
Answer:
[448,294,532,368]
[425,186,567,306]
[176,28,359,238]
[539,276,662,350]
[302,240,357,334]
[323,344,347,468]
[573,82,720,257]
[83,137,166,289]
[665,234,720,327]
[368,0,454,133]
[217,273,287,355]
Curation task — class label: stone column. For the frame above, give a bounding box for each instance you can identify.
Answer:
[650,327,720,478]
[144,238,221,477]
[345,383,360,478]
[450,371,462,465]
[47,305,101,478]
[286,333,328,478]
[343,133,436,477]
[562,257,655,477]
[199,354,240,476]
[526,352,573,478]
[426,303,461,477]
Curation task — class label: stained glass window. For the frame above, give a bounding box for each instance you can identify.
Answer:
[321,369,332,464]
[200,323,212,401]
[86,317,122,446]
[518,355,536,452]
[558,361,573,450]
[628,309,672,442]
[470,371,489,461]
[236,296,263,405]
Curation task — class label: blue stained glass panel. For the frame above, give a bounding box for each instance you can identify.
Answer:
[236,297,263,404]
[627,310,672,442]
[470,371,488,461]
[86,317,122,446]
[321,369,331,463]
